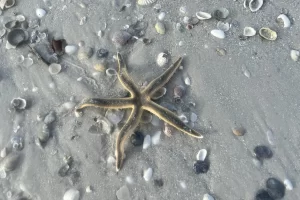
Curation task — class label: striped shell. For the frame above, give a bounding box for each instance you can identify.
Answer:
[137,0,157,6]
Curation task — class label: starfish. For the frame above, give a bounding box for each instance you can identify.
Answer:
[75,53,203,171]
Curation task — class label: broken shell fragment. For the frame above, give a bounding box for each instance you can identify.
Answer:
[15,15,26,22]
[259,27,277,41]
[38,124,50,143]
[143,168,153,181]
[140,111,153,124]
[7,29,28,46]
[155,21,166,34]
[112,30,132,47]
[196,11,212,20]
[152,87,167,100]
[213,8,229,20]
[277,14,291,28]
[137,0,157,6]
[11,97,27,110]
[48,63,62,75]
[174,85,185,99]
[106,68,117,76]
[249,0,263,12]
[63,188,80,200]
[65,45,78,55]
[211,29,225,39]
[0,152,20,172]
[290,50,299,61]
[217,21,230,32]
[243,26,256,36]
[232,127,246,136]
[36,8,47,18]
[4,0,15,9]
[197,149,207,161]
[156,52,168,67]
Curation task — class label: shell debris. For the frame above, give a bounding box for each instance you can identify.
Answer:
[277,14,291,28]
[137,0,157,6]
[259,27,277,41]
[196,11,212,20]
[156,52,168,67]
[290,50,299,61]
[143,168,153,181]
[155,21,166,34]
[243,27,256,36]
[249,0,263,12]
[211,29,225,39]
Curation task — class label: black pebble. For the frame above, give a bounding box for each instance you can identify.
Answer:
[254,145,273,160]
[266,178,285,199]
[193,160,209,174]
[154,179,164,187]
[256,189,274,200]
[96,48,109,59]
[130,131,144,146]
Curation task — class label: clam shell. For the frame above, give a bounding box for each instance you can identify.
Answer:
[65,45,78,55]
[0,148,7,158]
[174,85,185,98]
[217,21,230,32]
[4,0,15,8]
[158,12,166,21]
[143,168,153,181]
[106,68,117,76]
[152,87,167,100]
[213,8,229,20]
[197,149,207,161]
[0,152,20,172]
[15,15,26,22]
[249,0,263,12]
[63,188,80,200]
[163,122,174,137]
[232,127,246,136]
[290,50,299,62]
[196,11,212,20]
[277,14,291,28]
[210,29,225,39]
[94,62,106,72]
[155,21,166,34]
[140,111,153,124]
[137,0,157,6]
[38,124,50,143]
[283,179,293,190]
[259,27,277,41]
[156,52,168,67]
[7,29,27,46]
[152,131,161,145]
[48,63,62,75]
[36,8,47,18]
[77,47,93,60]
[116,185,131,200]
[203,194,215,200]
[112,30,132,46]
[244,0,250,8]
[11,97,26,110]
[243,26,256,36]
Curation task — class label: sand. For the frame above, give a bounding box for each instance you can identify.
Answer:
[0,0,299,199]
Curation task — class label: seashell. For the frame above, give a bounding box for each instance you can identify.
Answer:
[36,8,47,18]
[11,97,27,110]
[106,68,117,76]
[155,21,166,34]
[174,85,185,100]
[140,111,153,124]
[0,0,7,9]
[190,112,197,122]
[94,62,106,72]
[184,76,191,86]
[151,131,161,145]
[4,0,15,8]
[0,148,7,158]
[163,122,174,137]
[143,168,153,181]
[249,0,263,12]
[65,45,78,55]
[243,26,256,36]
[137,0,157,6]
[96,48,109,59]
[38,124,50,143]
[58,164,70,177]
[105,109,124,125]
[180,181,187,189]
[196,11,212,20]
[193,160,209,174]
[211,29,225,39]
[217,21,230,32]
[152,87,167,100]
[112,30,132,46]
[244,0,250,8]
[0,29,6,38]
[203,194,215,200]
[196,149,207,161]
[0,152,20,172]
[106,156,115,167]
[48,63,62,75]
[290,50,299,62]
[86,186,92,193]
[15,15,26,22]
[216,48,227,56]
[7,29,28,46]
[259,27,277,41]
[158,12,166,21]
[277,14,291,28]
[63,188,80,200]
[77,47,93,60]
[116,185,131,200]
[213,8,229,20]
[11,136,24,150]
[232,126,246,136]
[183,16,190,24]
[130,131,144,146]
[4,20,18,29]
[266,178,285,199]
[283,179,293,190]
[143,135,151,149]
[156,52,168,67]
[178,114,188,123]
[254,145,273,160]
[265,129,275,145]
[23,58,34,67]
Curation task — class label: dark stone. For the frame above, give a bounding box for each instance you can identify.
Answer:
[96,48,109,58]
[254,145,273,160]
[130,131,144,146]
[193,160,209,174]
[256,189,274,200]
[266,178,285,199]
[154,179,164,187]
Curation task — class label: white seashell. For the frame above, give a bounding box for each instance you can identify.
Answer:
[252,158,262,168]
[23,58,34,67]
[196,11,212,20]
[243,27,256,36]
[217,21,230,32]
[290,50,299,62]
[183,16,190,24]
[179,6,187,15]
[48,63,62,75]
[137,0,157,6]
[85,186,92,193]
[0,170,6,179]
[151,131,161,145]
[36,8,47,18]
[106,68,117,76]
[156,52,168,67]
[107,156,116,167]
[11,97,27,110]
[243,69,251,78]
[143,135,151,149]
[0,152,20,172]
[178,114,188,124]
[210,29,225,39]
[63,188,80,200]
[155,21,166,34]
[4,0,15,8]
[65,45,78,55]
[184,76,191,86]
[265,129,275,145]
[283,179,293,190]
[203,193,215,200]
[152,87,167,100]
[15,15,25,22]
[244,0,250,8]
[180,181,187,189]
[125,176,134,184]
[143,168,153,181]
[277,14,291,28]
[249,0,263,12]
[196,149,207,161]
[190,112,198,122]
[0,148,7,158]
[158,12,166,21]
[116,185,131,200]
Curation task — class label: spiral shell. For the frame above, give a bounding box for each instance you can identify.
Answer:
[137,0,157,6]
[156,52,168,67]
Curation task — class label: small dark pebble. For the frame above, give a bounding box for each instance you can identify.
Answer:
[154,179,164,187]
[254,145,273,160]
[256,189,274,200]
[130,131,144,146]
[266,178,285,199]
[193,160,209,174]
[58,164,70,177]
[96,48,109,59]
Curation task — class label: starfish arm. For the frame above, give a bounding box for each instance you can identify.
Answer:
[144,101,203,138]
[75,97,133,112]
[142,57,183,97]
[115,105,143,171]
[117,53,140,96]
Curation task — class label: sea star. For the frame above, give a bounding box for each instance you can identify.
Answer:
[75,53,203,171]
